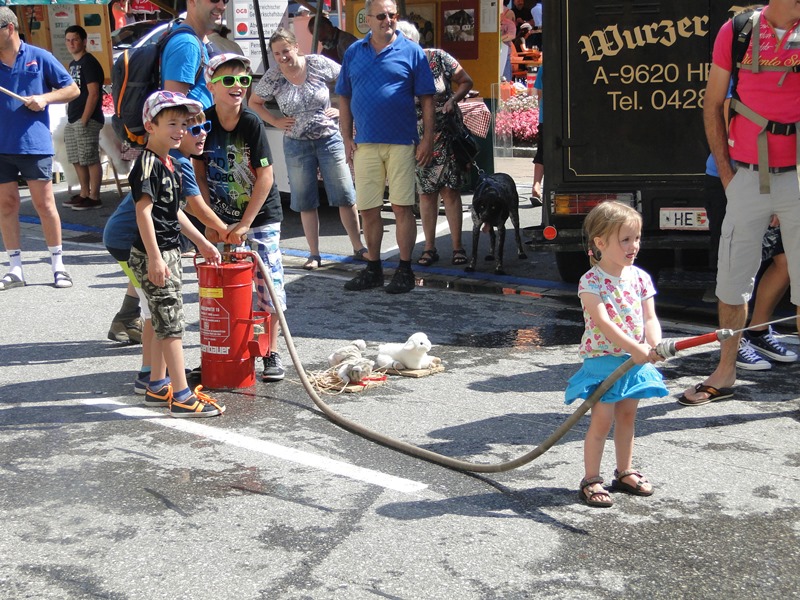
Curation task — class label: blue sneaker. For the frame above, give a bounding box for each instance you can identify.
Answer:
[744,327,798,363]
[736,339,771,371]
[144,383,172,407]
[133,368,193,395]
[134,373,150,395]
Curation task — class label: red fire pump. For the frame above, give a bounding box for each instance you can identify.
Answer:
[194,251,270,389]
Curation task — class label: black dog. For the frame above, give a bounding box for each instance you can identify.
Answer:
[465,173,527,275]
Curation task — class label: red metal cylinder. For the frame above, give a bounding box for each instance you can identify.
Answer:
[196,257,269,389]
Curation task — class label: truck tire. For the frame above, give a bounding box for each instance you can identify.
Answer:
[555,251,586,283]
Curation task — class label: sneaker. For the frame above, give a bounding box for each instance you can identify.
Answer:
[262,351,285,381]
[385,269,416,294]
[71,197,102,211]
[744,327,798,363]
[144,383,172,407]
[134,372,150,395]
[187,365,202,386]
[344,267,384,291]
[169,386,225,418]
[108,317,143,344]
[736,339,771,371]
[64,194,85,207]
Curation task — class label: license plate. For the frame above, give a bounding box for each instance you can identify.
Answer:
[659,208,708,231]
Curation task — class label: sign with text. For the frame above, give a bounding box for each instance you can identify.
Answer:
[231,0,286,74]
[564,0,723,177]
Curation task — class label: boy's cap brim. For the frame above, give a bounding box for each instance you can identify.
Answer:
[205,53,252,83]
[142,91,203,123]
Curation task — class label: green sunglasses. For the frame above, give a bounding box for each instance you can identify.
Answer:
[210,74,253,88]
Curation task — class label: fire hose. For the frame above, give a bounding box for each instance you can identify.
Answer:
[247,251,788,473]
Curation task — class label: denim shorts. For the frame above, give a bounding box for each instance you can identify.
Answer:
[0,154,53,184]
[284,132,356,212]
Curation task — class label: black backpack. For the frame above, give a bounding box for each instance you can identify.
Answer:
[730,8,758,102]
[111,20,202,147]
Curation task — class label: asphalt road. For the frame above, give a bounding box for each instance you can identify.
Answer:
[1,166,799,599]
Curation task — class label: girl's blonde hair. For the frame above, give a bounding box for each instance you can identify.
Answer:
[583,201,642,267]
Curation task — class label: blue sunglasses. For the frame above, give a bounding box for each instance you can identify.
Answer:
[189,120,212,136]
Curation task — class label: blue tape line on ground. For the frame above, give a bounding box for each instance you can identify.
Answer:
[20,215,103,234]
[281,247,575,291]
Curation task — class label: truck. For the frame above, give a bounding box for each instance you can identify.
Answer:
[530,0,733,282]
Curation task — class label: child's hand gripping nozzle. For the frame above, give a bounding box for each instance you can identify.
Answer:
[654,329,735,359]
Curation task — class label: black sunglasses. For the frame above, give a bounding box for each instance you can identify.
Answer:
[370,12,397,21]
[189,120,212,137]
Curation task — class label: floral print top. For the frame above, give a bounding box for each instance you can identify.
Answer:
[577,265,655,360]
[255,54,340,141]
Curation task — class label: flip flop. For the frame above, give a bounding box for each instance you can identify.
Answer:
[0,272,25,291]
[677,383,734,406]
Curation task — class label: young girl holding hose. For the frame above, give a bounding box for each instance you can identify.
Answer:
[565,201,669,508]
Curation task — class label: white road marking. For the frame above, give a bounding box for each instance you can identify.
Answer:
[80,397,428,495]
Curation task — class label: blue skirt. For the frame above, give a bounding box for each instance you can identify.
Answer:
[565,354,669,405]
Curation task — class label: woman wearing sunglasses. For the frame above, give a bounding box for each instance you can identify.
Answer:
[251,28,367,271]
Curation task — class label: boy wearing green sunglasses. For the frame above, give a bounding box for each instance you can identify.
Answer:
[193,53,288,383]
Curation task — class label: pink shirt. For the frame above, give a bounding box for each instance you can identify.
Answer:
[712,8,800,167]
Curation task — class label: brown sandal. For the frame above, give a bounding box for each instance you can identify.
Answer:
[303,255,321,270]
[611,469,654,496]
[452,248,468,265]
[579,476,614,507]
[417,248,439,266]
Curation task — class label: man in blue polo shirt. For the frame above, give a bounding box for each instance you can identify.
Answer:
[161,0,224,108]
[336,0,435,294]
[0,7,79,291]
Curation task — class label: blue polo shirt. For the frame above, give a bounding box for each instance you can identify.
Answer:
[0,42,74,155]
[336,31,435,145]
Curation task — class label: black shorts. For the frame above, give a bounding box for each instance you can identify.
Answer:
[533,125,544,165]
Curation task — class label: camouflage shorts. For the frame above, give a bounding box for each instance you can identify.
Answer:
[128,247,184,339]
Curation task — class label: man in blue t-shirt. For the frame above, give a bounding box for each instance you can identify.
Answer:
[0,7,79,291]
[336,0,436,294]
[160,0,224,109]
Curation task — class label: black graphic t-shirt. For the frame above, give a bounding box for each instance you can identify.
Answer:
[201,107,282,228]
[67,52,105,124]
[130,149,183,252]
